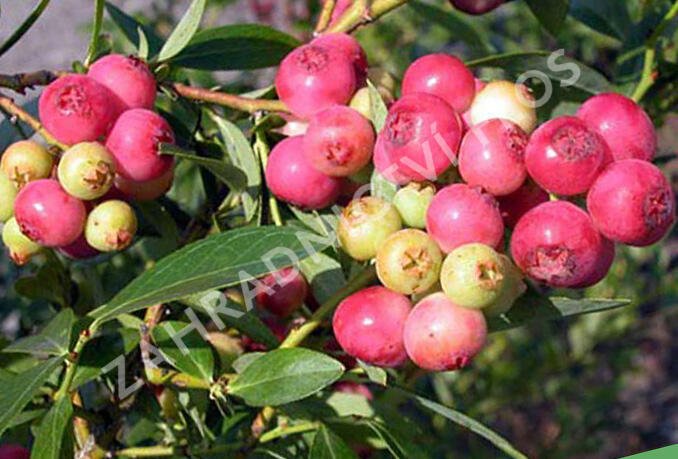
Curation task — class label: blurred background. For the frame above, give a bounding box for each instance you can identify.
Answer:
[1,0,678,457]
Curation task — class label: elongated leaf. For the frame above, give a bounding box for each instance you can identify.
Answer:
[397,388,527,459]
[0,356,64,436]
[310,425,359,459]
[370,170,399,202]
[30,395,73,459]
[88,227,330,323]
[489,295,631,333]
[357,360,387,386]
[228,348,344,406]
[104,2,163,55]
[170,24,300,70]
[525,0,570,35]
[231,352,265,373]
[159,144,247,191]
[570,0,631,41]
[300,252,346,304]
[363,419,429,459]
[0,0,51,58]
[158,0,206,62]
[152,321,214,382]
[4,309,74,356]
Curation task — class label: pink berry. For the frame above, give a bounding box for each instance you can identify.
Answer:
[426,183,504,253]
[275,43,357,119]
[449,0,504,14]
[312,33,368,85]
[88,54,156,110]
[114,168,174,201]
[0,444,30,459]
[403,292,487,371]
[105,109,175,182]
[332,286,411,367]
[373,135,410,185]
[38,74,120,145]
[57,234,100,259]
[577,93,656,162]
[265,136,342,209]
[255,267,309,318]
[304,105,375,177]
[497,179,549,228]
[587,159,675,246]
[459,118,528,196]
[379,93,462,183]
[402,53,476,113]
[14,179,86,247]
[510,201,615,288]
[525,116,610,196]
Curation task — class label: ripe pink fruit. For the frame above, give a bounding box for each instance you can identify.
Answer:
[510,201,615,288]
[312,33,368,85]
[403,292,487,371]
[39,74,120,145]
[275,43,357,119]
[0,444,30,459]
[587,159,675,246]
[379,93,462,183]
[373,136,410,184]
[105,109,175,182]
[577,93,656,162]
[88,54,156,110]
[459,118,528,196]
[114,168,174,201]
[402,53,476,113]
[426,183,504,253]
[497,179,549,228]
[525,116,610,196]
[14,179,86,247]
[304,105,374,177]
[255,267,309,318]
[449,0,504,14]
[57,234,100,259]
[332,286,411,367]
[265,136,342,209]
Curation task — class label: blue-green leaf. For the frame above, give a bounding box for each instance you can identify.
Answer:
[157,0,207,62]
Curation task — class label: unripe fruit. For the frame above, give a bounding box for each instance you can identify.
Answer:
[379,93,462,182]
[376,229,443,295]
[459,119,528,196]
[470,80,538,134]
[577,93,656,162]
[338,196,402,260]
[57,234,100,260]
[1,140,53,189]
[312,33,368,85]
[14,179,86,247]
[0,173,17,222]
[483,255,526,317]
[114,169,174,201]
[275,43,357,119]
[525,116,610,196]
[303,106,375,177]
[105,109,175,182]
[265,136,342,209]
[497,179,548,228]
[255,267,309,318]
[510,201,615,288]
[461,78,487,131]
[0,444,30,459]
[85,200,137,252]
[450,0,505,14]
[332,286,411,367]
[373,136,410,184]
[2,217,42,265]
[393,181,436,228]
[88,54,156,110]
[38,74,119,145]
[426,183,504,253]
[403,292,487,371]
[57,142,115,200]
[587,159,675,246]
[402,53,476,113]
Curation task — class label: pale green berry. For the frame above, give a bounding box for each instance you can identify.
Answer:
[1,140,53,188]
[58,142,115,200]
[2,217,42,265]
[393,181,436,228]
[0,172,17,222]
[483,255,527,317]
[85,200,137,252]
[338,196,402,261]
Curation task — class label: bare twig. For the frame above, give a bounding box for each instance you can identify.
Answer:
[170,83,289,113]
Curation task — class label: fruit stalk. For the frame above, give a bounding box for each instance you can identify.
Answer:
[315,0,336,33]
[0,93,68,150]
[324,0,410,34]
[170,82,289,113]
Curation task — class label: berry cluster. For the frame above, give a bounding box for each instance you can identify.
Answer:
[267,38,676,372]
[1,55,174,264]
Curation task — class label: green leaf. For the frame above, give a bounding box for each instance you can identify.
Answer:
[488,294,631,333]
[570,0,632,41]
[310,425,359,459]
[363,419,429,459]
[4,309,74,356]
[396,388,527,459]
[88,227,331,323]
[104,2,163,55]
[525,0,570,36]
[159,144,247,191]
[0,356,64,436]
[370,169,399,202]
[152,321,214,382]
[170,24,300,70]
[157,0,206,62]
[357,360,387,386]
[228,348,344,406]
[137,26,150,60]
[366,81,388,132]
[30,395,73,459]
[14,262,70,308]
[231,352,265,373]
[0,0,51,58]
[299,252,346,304]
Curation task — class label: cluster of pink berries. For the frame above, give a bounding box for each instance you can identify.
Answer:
[0,55,175,264]
[267,36,676,372]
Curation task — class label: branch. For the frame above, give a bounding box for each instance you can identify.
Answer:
[0,93,69,150]
[0,70,63,94]
[315,0,336,34]
[54,320,102,400]
[170,83,289,113]
[323,0,410,34]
